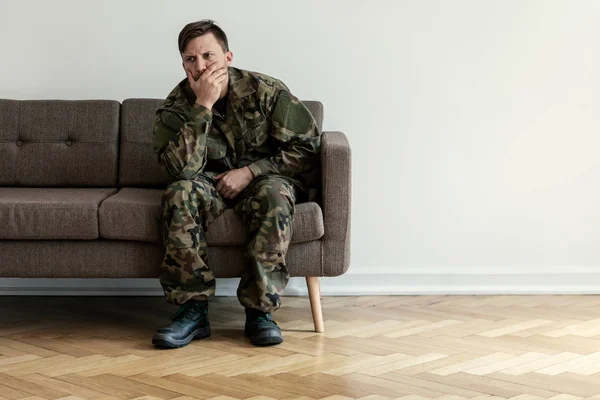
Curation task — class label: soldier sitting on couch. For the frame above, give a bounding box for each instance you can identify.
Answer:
[152,20,321,348]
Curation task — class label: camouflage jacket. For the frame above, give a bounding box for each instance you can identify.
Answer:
[152,67,321,195]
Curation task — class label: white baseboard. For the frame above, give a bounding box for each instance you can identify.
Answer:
[2,266,600,296]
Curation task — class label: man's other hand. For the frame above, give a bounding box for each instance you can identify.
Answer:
[215,167,254,199]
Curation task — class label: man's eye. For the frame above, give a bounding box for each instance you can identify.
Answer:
[186,57,195,62]
[205,53,214,59]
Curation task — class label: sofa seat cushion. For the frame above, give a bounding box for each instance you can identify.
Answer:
[99,187,325,245]
[0,188,118,240]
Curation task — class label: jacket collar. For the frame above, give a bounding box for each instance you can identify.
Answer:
[228,67,256,103]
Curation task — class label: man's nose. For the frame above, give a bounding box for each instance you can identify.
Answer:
[195,60,207,74]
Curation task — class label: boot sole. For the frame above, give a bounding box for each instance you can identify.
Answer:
[245,330,284,346]
[152,326,211,349]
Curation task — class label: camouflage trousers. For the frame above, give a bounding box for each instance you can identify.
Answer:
[159,174,297,313]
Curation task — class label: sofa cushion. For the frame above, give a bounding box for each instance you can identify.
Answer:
[99,188,325,245]
[118,98,324,188]
[0,100,120,186]
[0,188,118,240]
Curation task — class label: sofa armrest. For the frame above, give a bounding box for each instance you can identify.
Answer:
[321,131,351,276]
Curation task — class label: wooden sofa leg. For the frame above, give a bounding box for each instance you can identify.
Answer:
[306,277,324,333]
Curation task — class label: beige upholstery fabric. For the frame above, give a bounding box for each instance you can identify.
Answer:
[98,188,325,245]
[0,100,120,187]
[0,188,117,240]
[0,240,323,278]
[118,99,324,188]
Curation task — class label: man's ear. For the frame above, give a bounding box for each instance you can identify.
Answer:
[225,51,234,66]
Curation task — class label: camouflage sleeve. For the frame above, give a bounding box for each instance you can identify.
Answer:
[247,89,321,179]
[152,105,213,180]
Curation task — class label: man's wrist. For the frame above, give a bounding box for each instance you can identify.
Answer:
[194,100,213,110]
[247,163,263,179]
[245,166,255,179]
[188,104,212,120]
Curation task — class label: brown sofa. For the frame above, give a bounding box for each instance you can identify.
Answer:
[0,98,351,332]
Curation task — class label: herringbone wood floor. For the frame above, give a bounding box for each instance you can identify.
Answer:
[2,295,600,399]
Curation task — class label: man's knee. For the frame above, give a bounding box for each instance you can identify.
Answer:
[163,180,191,208]
[253,179,295,214]
[163,177,215,208]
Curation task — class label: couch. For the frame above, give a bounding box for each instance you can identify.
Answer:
[0,98,351,332]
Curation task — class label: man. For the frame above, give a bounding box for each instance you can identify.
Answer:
[152,20,321,348]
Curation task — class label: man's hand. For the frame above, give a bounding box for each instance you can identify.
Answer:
[215,167,255,199]
[186,63,228,110]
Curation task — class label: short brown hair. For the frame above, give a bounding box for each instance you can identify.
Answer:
[178,20,229,53]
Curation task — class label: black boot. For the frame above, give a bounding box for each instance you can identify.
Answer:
[152,300,211,348]
[244,308,283,346]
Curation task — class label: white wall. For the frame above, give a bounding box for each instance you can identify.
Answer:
[2,0,600,294]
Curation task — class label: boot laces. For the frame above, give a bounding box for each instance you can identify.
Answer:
[251,311,278,327]
[171,302,205,321]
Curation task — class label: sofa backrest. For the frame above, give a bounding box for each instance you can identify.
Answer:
[119,98,324,188]
[119,99,168,187]
[0,98,322,188]
[0,99,120,187]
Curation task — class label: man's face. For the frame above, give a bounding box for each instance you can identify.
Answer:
[181,33,233,82]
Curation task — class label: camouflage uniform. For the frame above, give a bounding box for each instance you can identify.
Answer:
[153,67,321,313]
